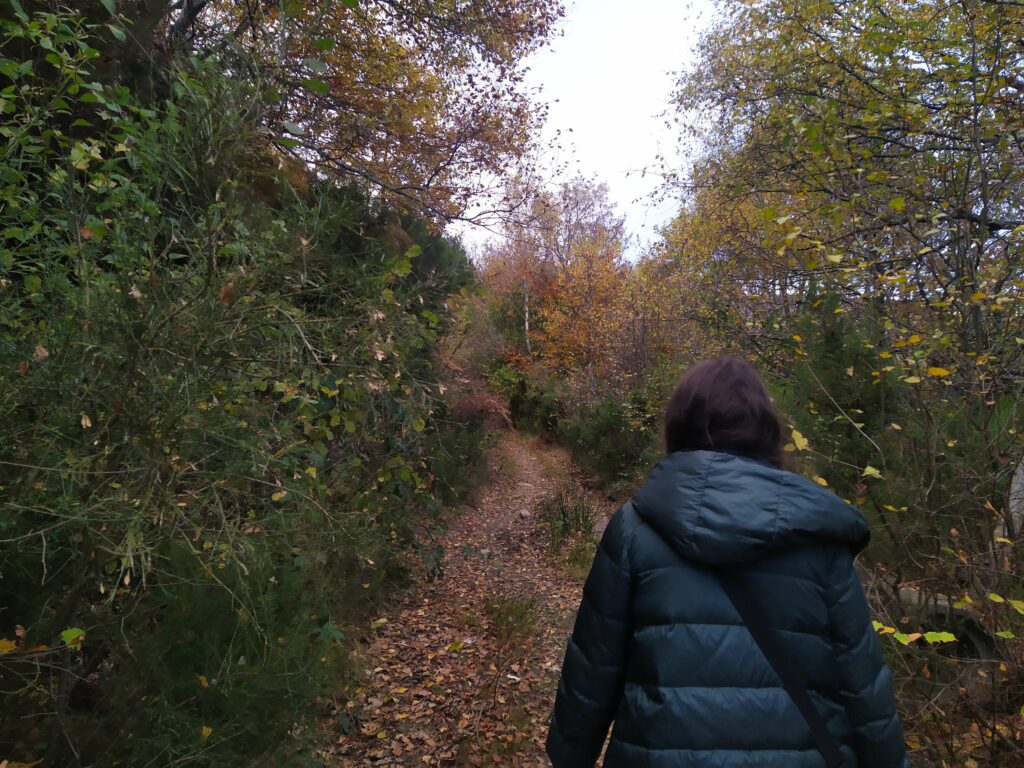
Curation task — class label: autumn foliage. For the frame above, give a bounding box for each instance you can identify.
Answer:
[664,2,1024,761]
[476,2,1024,763]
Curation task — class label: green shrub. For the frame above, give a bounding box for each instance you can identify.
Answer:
[558,397,658,486]
[486,360,660,485]
[487,364,565,432]
[0,10,480,766]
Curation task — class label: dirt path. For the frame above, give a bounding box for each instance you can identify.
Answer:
[319,430,615,766]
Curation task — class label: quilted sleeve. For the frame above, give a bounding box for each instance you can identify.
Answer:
[545,505,633,768]
[827,547,912,768]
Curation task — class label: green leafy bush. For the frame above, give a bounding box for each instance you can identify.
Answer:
[558,396,659,486]
[486,359,661,485]
[487,364,565,433]
[0,10,480,766]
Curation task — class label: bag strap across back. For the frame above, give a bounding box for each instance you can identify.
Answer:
[716,569,849,768]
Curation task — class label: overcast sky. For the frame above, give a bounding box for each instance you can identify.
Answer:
[455,0,715,257]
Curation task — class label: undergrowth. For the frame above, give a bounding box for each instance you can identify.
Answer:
[0,11,484,766]
[537,484,599,577]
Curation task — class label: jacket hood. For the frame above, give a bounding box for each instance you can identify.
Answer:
[632,450,870,565]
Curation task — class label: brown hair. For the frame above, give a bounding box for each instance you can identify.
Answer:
[664,355,789,469]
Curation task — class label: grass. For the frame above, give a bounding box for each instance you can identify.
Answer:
[536,483,599,577]
[563,538,598,578]
[485,595,539,647]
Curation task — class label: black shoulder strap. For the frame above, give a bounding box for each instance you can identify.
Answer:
[717,570,848,768]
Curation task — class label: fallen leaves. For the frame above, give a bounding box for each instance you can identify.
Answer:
[321,432,611,765]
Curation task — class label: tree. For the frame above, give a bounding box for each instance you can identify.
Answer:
[7,0,562,220]
[126,0,562,219]
[538,219,625,381]
[671,0,1024,760]
[480,178,628,373]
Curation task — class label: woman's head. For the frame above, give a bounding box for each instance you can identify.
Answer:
[664,355,788,469]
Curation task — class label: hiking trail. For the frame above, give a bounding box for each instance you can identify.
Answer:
[319,429,616,766]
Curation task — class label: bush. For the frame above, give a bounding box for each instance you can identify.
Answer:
[485,359,661,486]
[535,484,597,575]
[558,397,658,486]
[768,292,1024,762]
[0,11,480,766]
[487,363,565,433]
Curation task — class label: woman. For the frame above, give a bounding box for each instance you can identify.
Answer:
[546,356,909,767]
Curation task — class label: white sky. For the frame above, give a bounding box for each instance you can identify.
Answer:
[455,0,715,257]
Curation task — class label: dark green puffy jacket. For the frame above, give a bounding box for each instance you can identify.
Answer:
[546,450,910,768]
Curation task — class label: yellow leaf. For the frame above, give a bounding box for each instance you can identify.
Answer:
[200,725,213,744]
[813,476,828,487]
[271,490,287,501]
[989,593,1006,604]
[862,465,883,480]
[903,376,921,384]
[970,291,987,302]
[927,367,950,377]
[0,638,16,654]
[791,429,810,451]
[305,466,317,478]
[198,674,209,688]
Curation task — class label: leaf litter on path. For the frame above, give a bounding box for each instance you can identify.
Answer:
[320,431,615,766]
